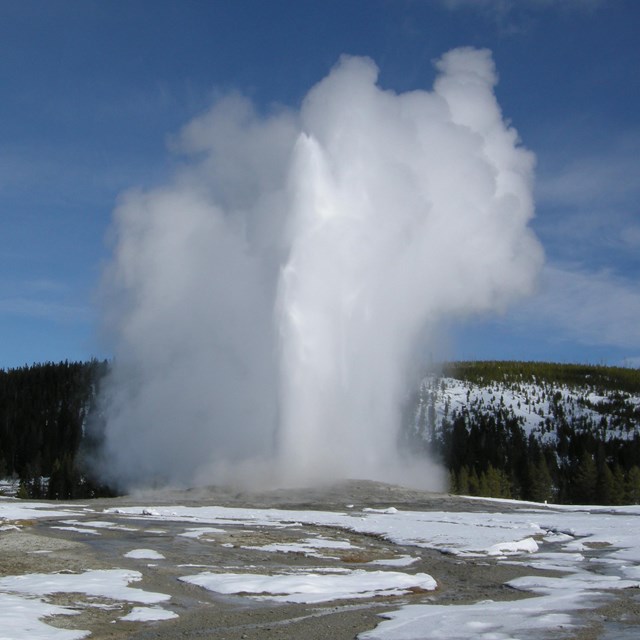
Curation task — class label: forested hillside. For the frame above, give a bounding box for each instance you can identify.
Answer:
[409,361,640,504]
[2,359,640,504]
[0,360,112,499]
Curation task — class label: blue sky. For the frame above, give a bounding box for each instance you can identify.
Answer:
[0,0,638,369]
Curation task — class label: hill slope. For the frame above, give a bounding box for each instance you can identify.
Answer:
[409,362,640,504]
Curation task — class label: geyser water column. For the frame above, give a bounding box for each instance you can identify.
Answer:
[275,51,542,485]
[97,48,543,491]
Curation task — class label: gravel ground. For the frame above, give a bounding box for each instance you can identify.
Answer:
[1,480,638,639]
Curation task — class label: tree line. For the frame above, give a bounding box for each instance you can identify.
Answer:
[2,358,639,503]
[0,360,114,499]
[432,410,640,504]
[414,361,640,505]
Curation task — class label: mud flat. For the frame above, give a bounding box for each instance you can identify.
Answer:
[1,481,639,639]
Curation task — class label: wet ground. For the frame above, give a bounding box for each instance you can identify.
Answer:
[1,480,639,639]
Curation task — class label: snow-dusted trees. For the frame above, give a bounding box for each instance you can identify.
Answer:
[426,362,640,504]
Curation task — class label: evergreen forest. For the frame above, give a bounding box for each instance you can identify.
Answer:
[1,359,640,504]
[411,361,640,505]
[0,360,113,499]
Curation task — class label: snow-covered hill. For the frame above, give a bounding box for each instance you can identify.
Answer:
[412,370,640,445]
[407,364,640,504]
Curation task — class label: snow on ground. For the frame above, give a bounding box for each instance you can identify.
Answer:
[120,606,179,622]
[362,547,640,640]
[0,569,170,603]
[103,499,640,637]
[0,500,80,522]
[61,519,138,531]
[2,497,640,638]
[0,569,174,640]
[358,593,588,640]
[0,591,88,640]
[124,548,166,560]
[417,375,640,442]
[486,537,539,555]
[0,478,20,497]
[243,535,355,558]
[101,504,549,556]
[178,526,225,538]
[100,501,640,562]
[180,569,437,603]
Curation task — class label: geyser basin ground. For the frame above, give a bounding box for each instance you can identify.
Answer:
[1,481,639,639]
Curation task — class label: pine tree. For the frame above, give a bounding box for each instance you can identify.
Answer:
[468,468,480,496]
[572,452,598,504]
[456,466,470,495]
[596,463,615,505]
[528,458,553,503]
[16,480,29,500]
[448,469,458,494]
[625,466,640,504]
[612,465,626,505]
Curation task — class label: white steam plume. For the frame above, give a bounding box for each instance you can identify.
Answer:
[96,48,543,491]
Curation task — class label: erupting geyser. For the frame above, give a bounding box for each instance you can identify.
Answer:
[96,48,543,491]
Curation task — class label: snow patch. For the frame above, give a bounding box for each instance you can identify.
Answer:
[124,549,166,560]
[0,569,170,604]
[180,569,437,603]
[486,537,539,556]
[120,606,178,622]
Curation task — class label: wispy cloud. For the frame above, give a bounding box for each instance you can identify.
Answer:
[536,137,640,209]
[515,264,640,351]
[0,279,90,324]
[439,0,606,34]
[533,130,640,269]
[0,297,89,323]
[0,145,166,207]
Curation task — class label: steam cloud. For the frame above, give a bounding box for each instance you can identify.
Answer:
[97,48,543,491]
